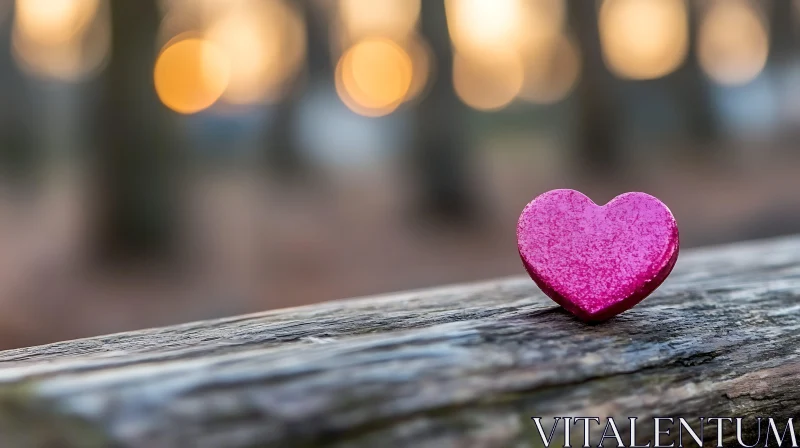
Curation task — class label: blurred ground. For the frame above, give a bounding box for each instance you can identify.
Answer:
[1,138,799,348]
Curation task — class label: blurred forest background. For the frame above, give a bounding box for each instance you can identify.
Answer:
[0,0,799,348]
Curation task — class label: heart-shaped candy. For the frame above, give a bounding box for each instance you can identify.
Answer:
[517,189,679,321]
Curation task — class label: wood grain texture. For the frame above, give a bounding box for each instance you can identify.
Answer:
[0,236,799,447]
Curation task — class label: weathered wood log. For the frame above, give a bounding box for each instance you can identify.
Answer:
[0,236,799,447]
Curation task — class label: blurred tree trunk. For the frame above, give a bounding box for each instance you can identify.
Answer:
[0,7,38,187]
[92,0,181,263]
[266,97,304,179]
[412,0,475,223]
[568,0,623,174]
[768,0,796,65]
[767,0,800,141]
[263,0,323,179]
[674,0,719,147]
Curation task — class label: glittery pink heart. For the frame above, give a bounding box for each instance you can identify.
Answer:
[517,189,679,322]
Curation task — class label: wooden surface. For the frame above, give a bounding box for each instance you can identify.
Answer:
[0,236,799,447]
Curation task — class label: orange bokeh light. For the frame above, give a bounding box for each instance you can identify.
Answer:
[12,0,110,81]
[697,0,769,86]
[204,0,306,105]
[154,37,230,114]
[453,51,523,111]
[599,0,689,80]
[15,0,99,46]
[338,0,420,41]
[336,37,413,117]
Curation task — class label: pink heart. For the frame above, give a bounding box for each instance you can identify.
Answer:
[517,189,679,321]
